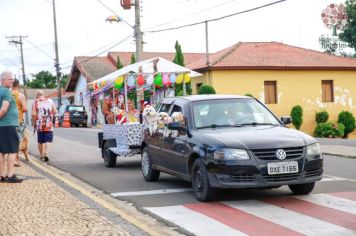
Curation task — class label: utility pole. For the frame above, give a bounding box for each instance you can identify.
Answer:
[205,21,210,66]
[6,35,29,124]
[134,0,143,62]
[52,0,61,108]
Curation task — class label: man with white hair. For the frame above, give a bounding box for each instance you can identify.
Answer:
[0,71,22,183]
[32,89,57,162]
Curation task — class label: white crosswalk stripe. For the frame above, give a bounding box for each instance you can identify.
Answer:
[294,194,356,215]
[146,205,247,236]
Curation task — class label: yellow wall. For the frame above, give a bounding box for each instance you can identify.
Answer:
[191,70,356,138]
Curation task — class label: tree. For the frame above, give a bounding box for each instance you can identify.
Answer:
[27,71,57,88]
[198,85,216,94]
[172,40,191,95]
[130,54,136,64]
[339,0,356,53]
[117,55,124,69]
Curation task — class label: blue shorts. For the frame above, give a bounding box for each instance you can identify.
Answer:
[37,131,53,144]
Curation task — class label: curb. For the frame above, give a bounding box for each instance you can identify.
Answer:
[27,155,183,236]
[323,152,356,159]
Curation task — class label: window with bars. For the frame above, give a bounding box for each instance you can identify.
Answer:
[322,80,334,102]
[264,81,277,104]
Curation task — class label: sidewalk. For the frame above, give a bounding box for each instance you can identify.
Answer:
[321,144,356,158]
[0,157,182,236]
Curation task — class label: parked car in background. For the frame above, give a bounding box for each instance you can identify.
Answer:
[141,95,323,201]
[58,105,88,127]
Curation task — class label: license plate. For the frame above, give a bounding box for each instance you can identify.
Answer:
[267,161,298,175]
[73,113,80,116]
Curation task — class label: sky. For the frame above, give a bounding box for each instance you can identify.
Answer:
[0,0,347,80]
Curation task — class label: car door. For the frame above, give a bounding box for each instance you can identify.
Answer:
[147,102,172,166]
[161,102,188,175]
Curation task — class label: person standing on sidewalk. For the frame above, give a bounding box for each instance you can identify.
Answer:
[12,78,28,165]
[31,90,57,162]
[0,71,22,183]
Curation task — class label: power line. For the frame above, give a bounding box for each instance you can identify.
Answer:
[145,0,287,33]
[60,33,133,71]
[24,39,54,60]
[0,51,19,67]
[96,0,134,28]
[144,0,239,31]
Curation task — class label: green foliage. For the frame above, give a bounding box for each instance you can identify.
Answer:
[337,111,356,137]
[339,0,356,52]
[173,40,184,66]
[290,105,303,130]
[27,71,57,88]
[314,122,345,138]
[117,55,124,69]
[245,93,254,97]
[198,84,216,95]
[130,54,136,64]
[60,74,69,88]
[315,111,329,124]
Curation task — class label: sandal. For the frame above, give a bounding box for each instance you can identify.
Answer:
[6,175,23,183]
[0,176,6,182]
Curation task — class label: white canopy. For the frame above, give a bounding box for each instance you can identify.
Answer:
[88,57,202,85]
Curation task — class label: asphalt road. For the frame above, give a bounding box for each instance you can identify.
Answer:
[27,127,356,207]
[27,128,356,235]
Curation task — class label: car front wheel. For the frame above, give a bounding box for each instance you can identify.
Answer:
[141,147,160,181]
[192,159,215,202]
[289,182,315,195]
[103,142,117,168]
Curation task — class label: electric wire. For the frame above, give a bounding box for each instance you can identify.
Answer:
[24,39,54,60]
[145,0,287,33]
[96,0,134,28]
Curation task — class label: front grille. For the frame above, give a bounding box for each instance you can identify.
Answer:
[306,169,322,178]
[262,173,300,182]
[230,174,256,182]
[252,147,304,160]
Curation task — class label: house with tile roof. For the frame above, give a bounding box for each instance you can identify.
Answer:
[65,42,356,137]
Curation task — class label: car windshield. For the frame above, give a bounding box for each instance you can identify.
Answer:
[68,106,84,112]
[192,98,280,129]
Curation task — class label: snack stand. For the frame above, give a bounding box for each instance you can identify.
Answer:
[87,57,201,167]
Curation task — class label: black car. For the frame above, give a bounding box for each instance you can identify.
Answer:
[141,95,323,201]
[58,105,88,127]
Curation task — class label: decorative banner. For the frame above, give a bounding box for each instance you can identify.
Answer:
[114,76,124,86]
[127,75,136,87]
[114,82,123,89]
[93,82,99,90]
[176,74,184,84]
[162,73,170,85]
[100,81,107,88]
[137,74,145,86]
[184,74,191,83]
[154,73,163,86]
[169,73,176,84]
[146,74,154,85]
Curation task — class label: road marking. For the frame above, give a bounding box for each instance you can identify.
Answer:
[321,175,347,182]
[263,196,356,231]
[145,205,247,236]
[329,192,356,201]
[185,202,302,236]
[323,174,356,183]
[111,188,192,197]
[226,199,356,236]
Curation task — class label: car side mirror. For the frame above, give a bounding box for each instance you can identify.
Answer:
[281,116,292,125]
[167,122,187,132]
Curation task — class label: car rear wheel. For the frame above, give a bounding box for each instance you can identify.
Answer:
[103,142,117,168]
[289,182,315,195]
[141,147,160,181]
[192,159,215,202]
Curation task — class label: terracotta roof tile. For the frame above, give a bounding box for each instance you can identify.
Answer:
[191,42,356,70]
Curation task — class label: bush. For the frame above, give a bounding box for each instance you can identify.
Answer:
[337,111,356,138]
[290,105,303,130]
[198,84,216,95]
[315,111,329,124]
[245,93,254,97]
[314,122,345,138]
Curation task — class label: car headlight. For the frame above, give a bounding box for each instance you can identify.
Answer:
[306,143,321,156]
[214,148,250,160]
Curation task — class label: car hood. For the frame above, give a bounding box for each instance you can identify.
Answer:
[195,125,316,149]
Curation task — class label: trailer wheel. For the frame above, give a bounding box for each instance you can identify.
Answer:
[103,142,117,168]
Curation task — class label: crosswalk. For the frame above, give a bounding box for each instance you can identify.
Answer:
[145,192,356,236]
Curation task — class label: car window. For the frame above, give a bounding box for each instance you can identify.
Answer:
[170,105,182,115]
[158,103,171,113]
[68,106,85,112]
[192,99,280,128]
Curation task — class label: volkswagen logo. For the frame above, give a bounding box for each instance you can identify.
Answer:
[275,149,287,160]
